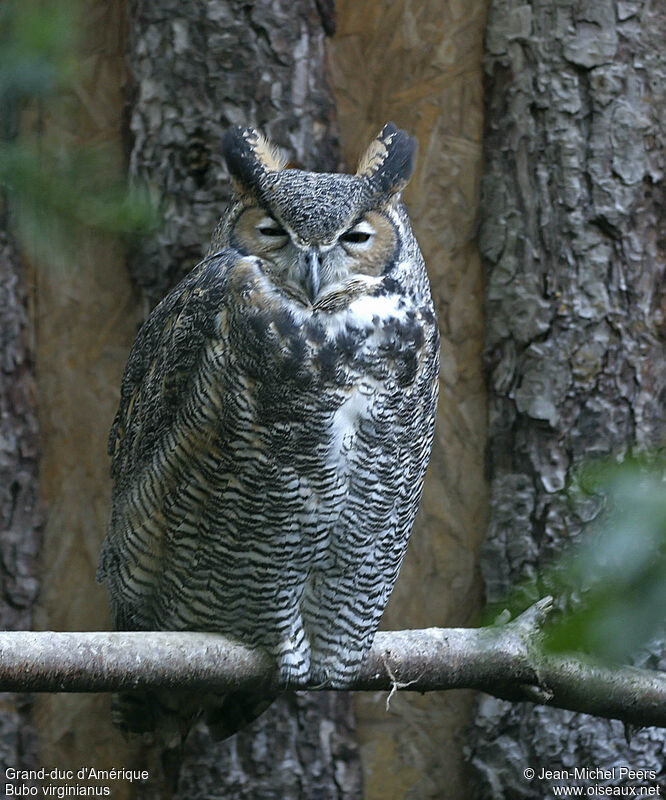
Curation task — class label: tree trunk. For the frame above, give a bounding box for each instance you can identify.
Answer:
[470,0,666,796]
[0,204,41,783]
[125,1,361,797]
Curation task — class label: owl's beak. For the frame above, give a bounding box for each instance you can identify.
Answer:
[305,249,322,302]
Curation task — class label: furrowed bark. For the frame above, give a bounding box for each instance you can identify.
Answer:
[473,0,666,796]
[0,205,41,781]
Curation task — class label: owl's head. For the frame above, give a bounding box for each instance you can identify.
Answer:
[221,123,418,305]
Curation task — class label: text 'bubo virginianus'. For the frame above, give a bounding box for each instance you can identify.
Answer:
[97,122,440,771]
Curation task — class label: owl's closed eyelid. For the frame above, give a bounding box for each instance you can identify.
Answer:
[231,206,289,254]
[257,223,287,237]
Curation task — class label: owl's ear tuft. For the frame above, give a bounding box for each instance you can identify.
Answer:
[356,122,418,196]
[223,126,287,191]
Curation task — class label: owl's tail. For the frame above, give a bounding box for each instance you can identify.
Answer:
[111,689,197,792]
[204,694,276,741]
[111,689,277,787]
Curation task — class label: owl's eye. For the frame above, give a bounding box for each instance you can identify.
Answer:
[258,225,286,237]
[341,231,371,243]
[255,217,287,239]
[340,221,374,246]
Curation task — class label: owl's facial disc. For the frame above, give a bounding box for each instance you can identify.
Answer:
[231,205,397,304]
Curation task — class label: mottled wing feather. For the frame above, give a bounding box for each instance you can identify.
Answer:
[97,254,231,630]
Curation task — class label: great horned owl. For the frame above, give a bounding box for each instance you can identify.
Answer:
[97,122,439,767]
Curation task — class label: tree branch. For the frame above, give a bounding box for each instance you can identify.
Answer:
[0,599,663,728]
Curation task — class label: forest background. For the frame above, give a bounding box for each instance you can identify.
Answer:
[0,1,664,798]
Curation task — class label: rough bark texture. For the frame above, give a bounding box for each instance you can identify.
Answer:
[124,2,361,798]
[178,694,359,800]
[329,2,489,797]
[470,0,666,797]
[0,205,41,780]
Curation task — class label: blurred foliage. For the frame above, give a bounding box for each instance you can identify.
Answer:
[0,1,78,113]
[545,457,666,662]
[490,455,666,664]
[0,0,159,263]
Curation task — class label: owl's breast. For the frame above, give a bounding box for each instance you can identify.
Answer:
[224,262,434,390]
[214,257,438,478]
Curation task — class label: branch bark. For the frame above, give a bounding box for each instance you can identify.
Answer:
[1,600,664,729]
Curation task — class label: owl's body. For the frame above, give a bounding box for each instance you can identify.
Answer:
[98,123,439,753]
